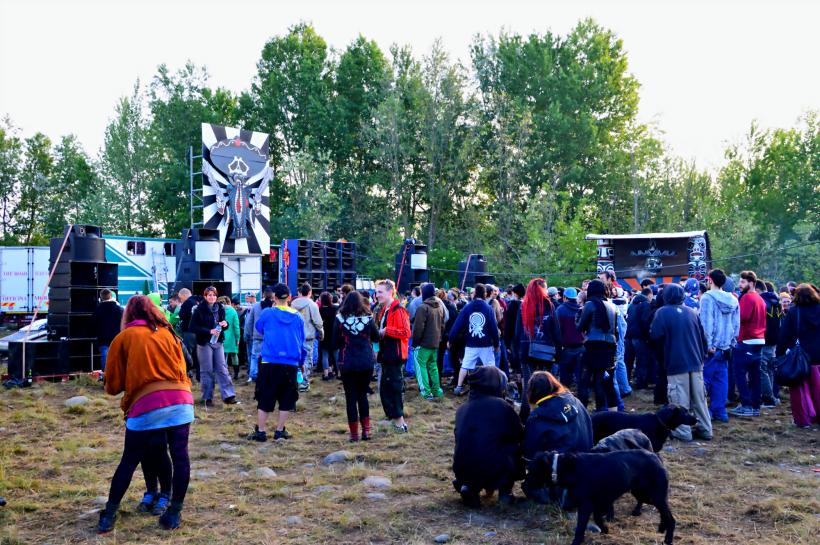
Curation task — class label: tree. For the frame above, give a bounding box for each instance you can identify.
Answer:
[100,82,155,235]
[147,62,239,236]
[43,135,98,237]
[0,117,23,240]
[15,133,53,244]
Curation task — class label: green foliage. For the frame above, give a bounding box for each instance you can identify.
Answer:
[1,19,816,285]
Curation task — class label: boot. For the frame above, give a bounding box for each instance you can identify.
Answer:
[159,500,182,530]
[361,417,371,441]
[348,421,360,442]
[97,502,119,534]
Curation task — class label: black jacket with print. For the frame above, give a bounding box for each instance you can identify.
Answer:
[333,313,381,375]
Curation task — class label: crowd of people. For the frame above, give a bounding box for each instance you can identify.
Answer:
[91,268,820,534]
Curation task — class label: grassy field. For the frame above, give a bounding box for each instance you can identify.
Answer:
[0,370,818,545]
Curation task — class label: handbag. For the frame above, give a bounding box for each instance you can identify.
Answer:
[528,312,557,363]
[774,309,810,387]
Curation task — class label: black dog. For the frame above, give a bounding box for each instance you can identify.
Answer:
[591,404,697,452]
[526,450,675,545]
[591,428,654,454]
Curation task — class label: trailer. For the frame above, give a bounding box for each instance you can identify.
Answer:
[104,235,177,302]
[0,247,50,322]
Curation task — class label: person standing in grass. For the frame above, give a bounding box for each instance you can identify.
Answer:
[218,296,241,381]
[98,295,193,533]
[375,279,411,433]
[412,283,446,400]
[700,269,740,423]
[730,270,767,417]
[189,287,239,406]
[450,284,500,396]
[247,283,306,442]
[334,291,381,441]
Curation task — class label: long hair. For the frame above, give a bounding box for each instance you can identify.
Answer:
[319,291,333,308]
[527,371,567,405]
[793,283,820,307]
[339,290,371,317]
[122,295,173,333]
[521,278,551,338]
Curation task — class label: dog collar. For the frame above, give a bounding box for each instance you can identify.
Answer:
[551,452,559,484]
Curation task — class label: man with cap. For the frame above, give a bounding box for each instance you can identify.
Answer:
[248,283,306,442]
[411,282,446,400]
[245,286,275,382]
[547,286,562,308]
[555,287,585,387]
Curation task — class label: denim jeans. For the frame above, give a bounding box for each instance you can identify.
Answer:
[615,357,632,395]
[703,350,730,421]
[733,343,763,409]
[249,338,264,380]
[760,345,778,402]
[99,344,110,372]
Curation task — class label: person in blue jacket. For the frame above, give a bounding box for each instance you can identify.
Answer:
[247,283,306,442]
[448,283,499,396]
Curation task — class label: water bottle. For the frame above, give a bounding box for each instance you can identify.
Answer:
[210,325,222,345]
[296,369,304,384]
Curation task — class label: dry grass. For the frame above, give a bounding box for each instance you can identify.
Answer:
[0,369,818,545]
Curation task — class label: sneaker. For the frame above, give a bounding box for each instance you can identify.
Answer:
[247,377,254,383]
[247,426,267,442]
[752,408,761,417]
[424,395,435,401]
[273,428,292,441]
[158,504,182,530]
[393,423,408,434]
[151,493,170,516]
[454,386,465,396]
[136,492,156,513]
[298,382,310,393]
[223,396,241,405]
[203,399,214,408]
[321,374,334,381]
[761,398,776,409]
[729,405,755,417]
[97,507,117,534]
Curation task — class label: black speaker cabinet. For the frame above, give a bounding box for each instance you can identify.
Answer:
[8,340,66,379]
[48,313,95,339]
[48,287,116,314]
[49,262,118,288]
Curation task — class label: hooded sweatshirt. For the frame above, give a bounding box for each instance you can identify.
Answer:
[699,289,740,351]
[522,390,593,460]
[412,296,446,349]
[453,367,524,488]
[555,300,584,347]
[291,296,324,342]
[333,313,380,374]
[739,289,767,342]
[450,298,499,349]
[760,291,782,346]
[649,284,707,375]
[625,294,649,340]
[255,305,307,366]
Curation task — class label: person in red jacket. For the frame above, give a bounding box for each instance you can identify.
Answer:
[375,279,410,433]
[730,270,767,417]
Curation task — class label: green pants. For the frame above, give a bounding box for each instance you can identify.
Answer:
[414,347,443,398]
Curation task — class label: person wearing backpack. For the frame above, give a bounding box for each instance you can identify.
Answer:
[575,279,619,412]
[515,278,562,395]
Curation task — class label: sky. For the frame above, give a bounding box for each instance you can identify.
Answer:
[1,0,818,172]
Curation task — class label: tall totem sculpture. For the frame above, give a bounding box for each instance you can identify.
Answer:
[596,239,614,275]
[687,235,709,280]
[202,124,272,255]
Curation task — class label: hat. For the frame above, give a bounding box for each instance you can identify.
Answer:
[273,283,290,299]
[564,287,578,299]
[722,277,735,294]
[547,287,559,296]
[684,278,699,294]
[421,283,436,300]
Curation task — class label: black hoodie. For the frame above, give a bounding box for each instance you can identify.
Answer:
[649,284,707,375]
[453,367,524,490]
[333,313,380,375]
[760,291,782,346]
[522,391,593,460]
[626,293,649,340]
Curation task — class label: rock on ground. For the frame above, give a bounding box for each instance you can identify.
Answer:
[254,467,277,478]
[365,492,387,500]
[434,534,450,543]
[322,450,354,465]
[363,476,392,489]
[64,396,90,408]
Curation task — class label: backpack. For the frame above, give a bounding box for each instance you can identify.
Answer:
[528,311,557,363]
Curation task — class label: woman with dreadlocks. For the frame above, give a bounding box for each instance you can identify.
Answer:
[515,278,562,395]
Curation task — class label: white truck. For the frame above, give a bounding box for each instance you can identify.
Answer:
[0,247,50,322]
